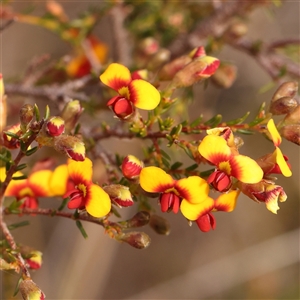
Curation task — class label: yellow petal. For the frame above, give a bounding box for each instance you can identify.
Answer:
[230,155,263,184]
[175,176,209,204]
[214,190,240,212]
[267,119,282,147]
[68,157,93,183]
[28,170,54,197]
[49,164,69,196]
[99,63,131,91]
[128,80,161,110]
[140,166,174,193]
[0,167,6,182]
[86,184,111,217]
[274,147,292,177]
[198,135,232,165]
[180,197,214,221]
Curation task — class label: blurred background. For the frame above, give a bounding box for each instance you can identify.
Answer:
[1,1,299,299]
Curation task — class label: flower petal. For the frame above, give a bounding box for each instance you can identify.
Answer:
[128,79,161,110]
[180,197,214,221]
[214,190,240,212]
[49,164,69,196]
[267,119,282,147]
[198,135,232,165]
[175,176,210,204]
[68,158,93,184]
[140,166,174,193]
[99,63,131,91]
[85,184,111,218]
[274,147,292,177]
[28,170,54,197]
[5,179,28,197]
[230,155,263,184]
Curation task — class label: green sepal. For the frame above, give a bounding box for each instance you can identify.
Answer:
[13,276,22,297]
[58,197,69,211]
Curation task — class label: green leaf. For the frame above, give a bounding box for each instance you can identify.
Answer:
[200,168,215,178]
[44,105,50,120]
[58,198,69,211]
[34,103,40,122]
[170,162,183,170]
[26,146,38,156]
[204,114,222,127]
[185,163,198,172]
[249,117,265,127]
[12,175,27,180]
[74,123,81,135]
[236,129,254,135]
[227,112,250,125]
[0,153,11,164]
[258,81,275,94]
[13,277,22,297]
[190,115,203,128]
[76,220,88,239]
[3,131,19,139]
[8,221,30,230]
[160,149,171,161]
[15,164,27,171]
[161,157,170,168]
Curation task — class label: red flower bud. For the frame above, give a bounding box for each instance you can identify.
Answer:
[25,250,42,270]
[2,123,21,149]
[54,135,85,161]
[46,116,65,137]
[103,184,134,207]
[121,155,144,180]
[117,231,151,249]
[19,279,45,300]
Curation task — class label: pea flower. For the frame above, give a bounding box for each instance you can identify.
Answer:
[63,158,111,218]
[257,119,292,177]
[99,63,161,119]
[198,128,263,192]
[4,169,54,209]
[139,166,213,217]
[238,179,287,214]
[181,190,240,232]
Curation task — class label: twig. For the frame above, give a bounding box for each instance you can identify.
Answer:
[5,76,92,103]
[109,4,131,65]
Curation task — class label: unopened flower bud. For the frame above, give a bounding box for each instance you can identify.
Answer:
[121,155,144,180]
[46,116,65,137]
[172,56,220,87]
[54,135,85,161]
[269,96,298,115]
[211,63,237,88]
[149,214,171,235]
[2,123,21,149]
[138,37,159,56]
[147,48,171,70]
[280,124,300,145]
[25,250,43,270]
[131,69,148,80]
[282,105,300,125]
[272,81,298,102]
[159,55,192,81]
[226,20,248,39]
[20,104,34,132]
[119,211,150,229]
[189,46,206,59]
[19,278,45,300]
[118,231,151,249]
[60,100,83,134]
[103,184,134,207]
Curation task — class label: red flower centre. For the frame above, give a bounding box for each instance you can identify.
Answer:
[196,213,216,232]
[207,170,232,192]
[159,192,181,213]
[64,188,85,210]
